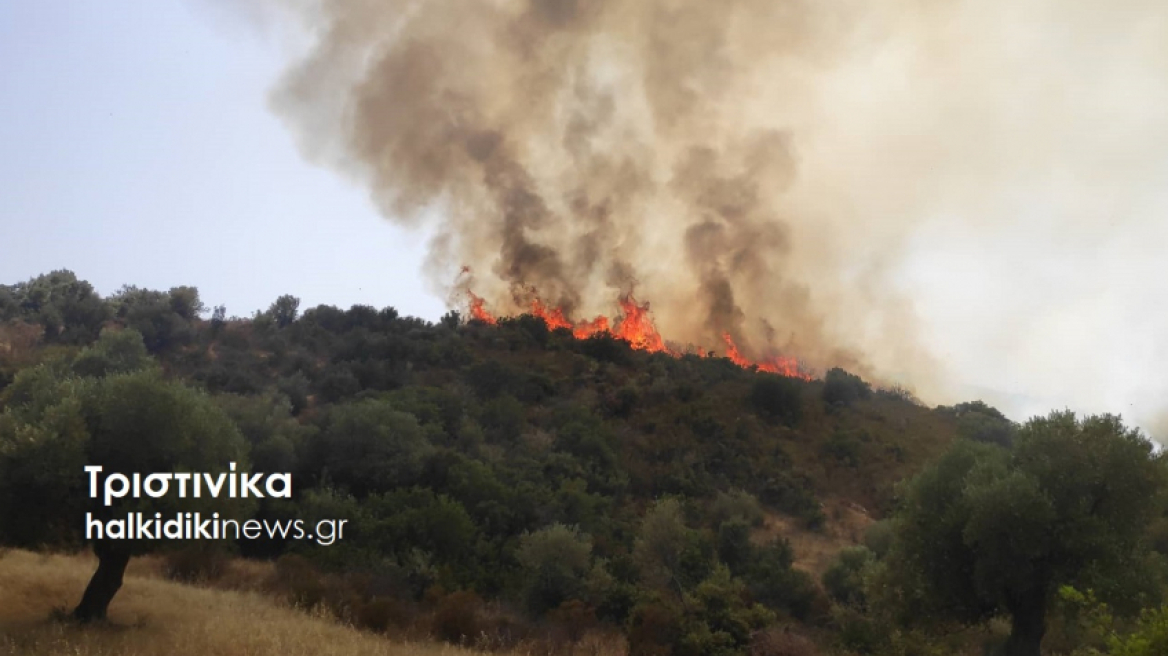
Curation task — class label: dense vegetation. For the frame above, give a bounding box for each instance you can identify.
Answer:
[2,270,1167,656]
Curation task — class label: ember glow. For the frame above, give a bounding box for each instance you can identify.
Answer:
[466,290,811,380]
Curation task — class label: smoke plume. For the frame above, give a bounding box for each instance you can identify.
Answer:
[261,0,1168,431]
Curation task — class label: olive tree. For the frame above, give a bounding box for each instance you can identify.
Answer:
[883,411,1167,656]
[0,345,249,621]
[515,523,593,614]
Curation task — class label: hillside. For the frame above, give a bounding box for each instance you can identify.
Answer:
[0,548,578,656]
[0,271,1020,655]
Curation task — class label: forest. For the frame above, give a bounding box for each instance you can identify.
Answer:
[2,270,1167,656]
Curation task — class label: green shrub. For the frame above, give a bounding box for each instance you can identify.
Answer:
[821,368,870,408]
[863,520,895,559]
[750,375,803,426]
[820,546,874,606]
[759,474,824,529]
[819,432,862,468]
[710,489,766,528]
[747,540,821,620]
[831,604,887,654]
[515,523,593,615]
[717,519,755,576]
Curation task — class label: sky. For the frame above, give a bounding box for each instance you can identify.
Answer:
[0,0,446,322]
[1,1,1165,440]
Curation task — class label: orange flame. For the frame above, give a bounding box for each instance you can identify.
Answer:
[612,296,670,354]
[572,315,610,340]
[721,333,809,380]
[463,287,810,378]
[467,291,497,325]
[530,298,572,331]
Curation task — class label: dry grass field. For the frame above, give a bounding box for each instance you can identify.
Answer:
[0,549,621,656]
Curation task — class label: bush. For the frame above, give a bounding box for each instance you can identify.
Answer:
[627,601,684,656]
[270,554,327,608]
[352,597,413,633]
[820,546,874,606]
[955,403,1016,447]
[831,605,887,653]
[746,540,823,621]
[546,598,599,643]
[863,520,895,559]
[759,473,824,529]
[821,368,870,408]
[578,333,633,365]
[749,627,820,656]
[161,546,231,584]
[750,375,803,426]
[316,364,362,403]
[717,519,755,576]
[710,489,766,528]
[515,523,593,615]
[819,432,862,468]
[431,590,484,645]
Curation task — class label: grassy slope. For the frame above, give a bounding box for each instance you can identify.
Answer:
[0,550,521,656]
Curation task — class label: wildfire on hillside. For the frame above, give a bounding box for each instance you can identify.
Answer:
[465,289,812,380]
[466,291,497,326]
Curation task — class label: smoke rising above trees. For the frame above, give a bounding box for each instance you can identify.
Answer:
[258,0,1168,429]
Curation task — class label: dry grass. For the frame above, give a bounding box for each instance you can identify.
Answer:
[0,549,613,656]
[757,500,874,577]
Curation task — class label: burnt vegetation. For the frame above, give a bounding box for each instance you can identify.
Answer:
[3,270,1168,656]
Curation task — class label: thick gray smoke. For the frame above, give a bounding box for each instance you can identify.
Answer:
[260,0,1168,435]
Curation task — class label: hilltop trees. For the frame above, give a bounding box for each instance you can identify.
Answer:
[0,270,110,343]
[0,332,249,621]
[882,411,1168,656]
[822,367,871,408]
[953,400,1018,447]
[107,285,205,352]
[268,294,301,329]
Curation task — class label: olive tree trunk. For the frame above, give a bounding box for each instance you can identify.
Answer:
[72,543,131,622]
[1001,586,1048,656]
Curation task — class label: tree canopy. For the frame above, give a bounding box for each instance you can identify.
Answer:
[0,333,250,620]
[881,411,1168,656]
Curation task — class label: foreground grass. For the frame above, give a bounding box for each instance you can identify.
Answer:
[0,549,510,656]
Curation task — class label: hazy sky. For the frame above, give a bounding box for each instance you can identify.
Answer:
[2,1,1165,440]
[0,0,445,321]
